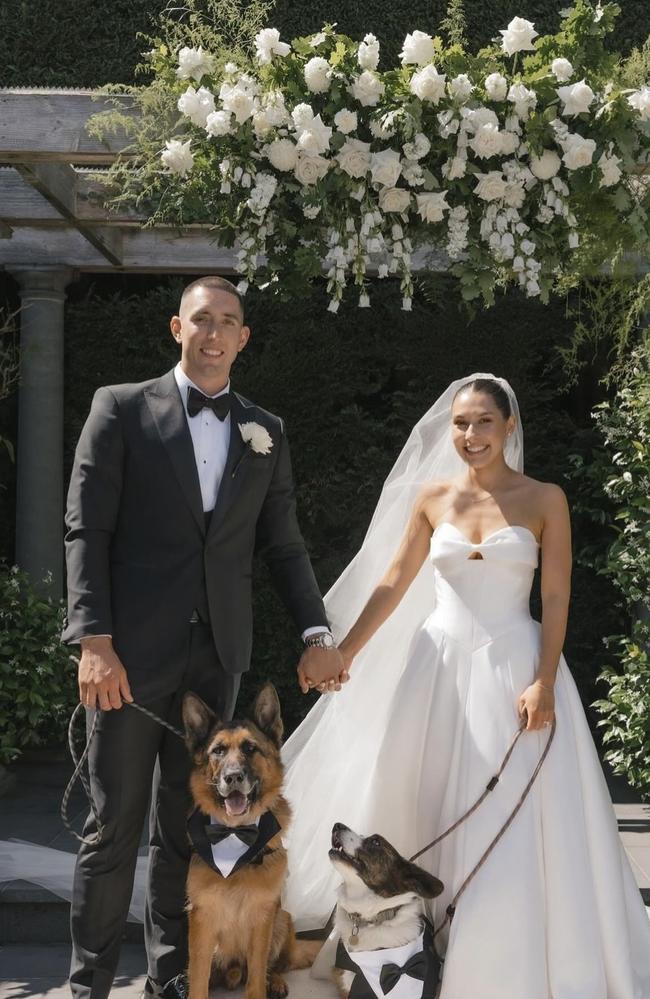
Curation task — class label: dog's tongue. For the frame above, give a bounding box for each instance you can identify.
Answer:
[224,792,248,816]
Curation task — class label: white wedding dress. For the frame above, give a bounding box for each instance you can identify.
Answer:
[282,522,650,999]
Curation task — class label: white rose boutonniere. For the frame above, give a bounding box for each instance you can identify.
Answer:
[239,422,273,454]
[234,423,274,476]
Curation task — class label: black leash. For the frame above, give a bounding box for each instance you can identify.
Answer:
[61,701,185,847]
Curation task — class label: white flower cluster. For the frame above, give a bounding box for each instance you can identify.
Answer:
[157,14,649,311]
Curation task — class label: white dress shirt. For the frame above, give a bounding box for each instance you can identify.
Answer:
[174,363,230,512]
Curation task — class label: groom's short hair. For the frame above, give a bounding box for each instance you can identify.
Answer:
[180,276,244,319]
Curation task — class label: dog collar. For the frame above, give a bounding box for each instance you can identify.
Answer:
[343,905,406,947]
[188,807,280,878]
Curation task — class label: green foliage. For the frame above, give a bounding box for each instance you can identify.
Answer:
[64,276,620,730]
[567,336,650,798]
[440,0,468,49]
[0,309,18,464]
[0,564,78,764]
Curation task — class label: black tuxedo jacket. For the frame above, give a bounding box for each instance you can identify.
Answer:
[63,369,328,699]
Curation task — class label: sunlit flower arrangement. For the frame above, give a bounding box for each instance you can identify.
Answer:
[137,2,649,310]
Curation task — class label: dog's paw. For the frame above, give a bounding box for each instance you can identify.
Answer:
[267,972,289,999]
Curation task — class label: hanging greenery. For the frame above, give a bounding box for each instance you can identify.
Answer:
[91,0,649,311]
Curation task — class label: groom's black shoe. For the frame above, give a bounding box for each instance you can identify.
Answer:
[142,976,187,999]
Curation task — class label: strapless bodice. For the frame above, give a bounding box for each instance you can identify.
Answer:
[428,522,539,648]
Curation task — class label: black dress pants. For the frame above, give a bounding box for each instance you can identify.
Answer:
[69,623,240,999]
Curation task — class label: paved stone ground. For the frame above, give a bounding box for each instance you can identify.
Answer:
[1,758,648,999]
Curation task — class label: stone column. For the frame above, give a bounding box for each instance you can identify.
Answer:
[11,268,73,597]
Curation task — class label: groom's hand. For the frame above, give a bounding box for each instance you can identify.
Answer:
[297,647,347,694]
[78,636,133,710]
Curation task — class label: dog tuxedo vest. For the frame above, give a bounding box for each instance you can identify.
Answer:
[187,808,280,877]
[335,922,440,999]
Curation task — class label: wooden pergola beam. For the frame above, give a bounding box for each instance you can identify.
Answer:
[15,161,123,265]
[0,90,133,165]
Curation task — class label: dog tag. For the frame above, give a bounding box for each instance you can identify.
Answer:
[349,915,360,947]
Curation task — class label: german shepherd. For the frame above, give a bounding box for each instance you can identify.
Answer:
[182,684,319,999]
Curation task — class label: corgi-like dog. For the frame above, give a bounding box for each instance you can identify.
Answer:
[328,823,444,999]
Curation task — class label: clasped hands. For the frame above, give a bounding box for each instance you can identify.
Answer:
[297,646,351,695]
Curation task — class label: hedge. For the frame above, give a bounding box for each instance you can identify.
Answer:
[0,0,647,88]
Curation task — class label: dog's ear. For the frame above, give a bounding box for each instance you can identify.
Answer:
[400,860,444,899]
[182,691,217,753]
[253,683,283,747]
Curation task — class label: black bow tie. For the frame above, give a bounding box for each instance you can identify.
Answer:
[204,821,259,848]
[380,951,427,994]
[187,387,231,420]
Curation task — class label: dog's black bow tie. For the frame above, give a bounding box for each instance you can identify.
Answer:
[187,387,230,420]
[204,821,259,847]
[379,952,427,994]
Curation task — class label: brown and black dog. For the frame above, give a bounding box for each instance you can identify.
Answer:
[182,684,318,999]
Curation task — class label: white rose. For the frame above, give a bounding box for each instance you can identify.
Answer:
[507,83,537,119]
[562,134,596,170]
[161,138,194,177]
[529,149,561,179]
[349,71,385,107]
[221,86,255,124]
[254,27,291,65]
[370,149,403,187]
[294,153,330,185]
[464,106,498,131]
[449,74,473,102]
[177,85,215,127]
[205,110,233,137]
[504,182,526,208]
[499,16,538,56]
[474,171,507,201]
[266,138,298,172]
[410,64,446,104]
[416,191,449,222]
[627,86,650,121]
[260,90,289,128]
[253,109,274,139]
[403,133,431,160]
[358,33,380,71]
[551,58,573,83]
[291,103,315,131]
[176,46,215,82]
[400,30,436,66]
[336,138,372,178]
[334,109,358,134]
[296,114,332,155]
[499,131,520,155]
[304,56,331,94]
[239,421,273,455]
[598,150,622,187]
[558,79,595,117]
[470,123,504,159]
[444,155,467,180]
[484,73,508,101]
[379,187,411,213]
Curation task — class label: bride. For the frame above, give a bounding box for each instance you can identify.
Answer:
[282,373,650,998]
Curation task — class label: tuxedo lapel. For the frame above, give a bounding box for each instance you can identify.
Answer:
[144,371,204,535]
[207,392,251,539]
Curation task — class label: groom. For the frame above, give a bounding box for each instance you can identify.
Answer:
[62,276,343,999]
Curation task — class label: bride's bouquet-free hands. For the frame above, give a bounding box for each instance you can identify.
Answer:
[518,679,555,731]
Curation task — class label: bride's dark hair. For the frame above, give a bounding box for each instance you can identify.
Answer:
[454,377,512,420]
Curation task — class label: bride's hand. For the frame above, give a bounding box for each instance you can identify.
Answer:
[315,649,354,693]
[518,680,555,731]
